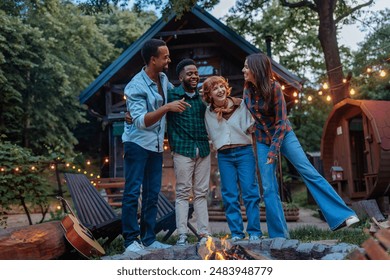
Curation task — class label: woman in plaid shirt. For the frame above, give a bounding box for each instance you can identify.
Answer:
[243,53,359,238]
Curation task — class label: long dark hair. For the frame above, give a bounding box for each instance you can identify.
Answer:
[244,53,274,110]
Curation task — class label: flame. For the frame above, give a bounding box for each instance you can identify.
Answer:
[203,235,229,260]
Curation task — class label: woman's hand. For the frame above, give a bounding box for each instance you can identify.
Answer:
[266,157,274,164]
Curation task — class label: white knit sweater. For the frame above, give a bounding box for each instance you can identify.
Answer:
[205,99,254,150]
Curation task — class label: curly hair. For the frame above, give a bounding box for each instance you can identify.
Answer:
[202,76,231,104]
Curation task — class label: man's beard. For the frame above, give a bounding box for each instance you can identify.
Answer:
[183,80,198,92]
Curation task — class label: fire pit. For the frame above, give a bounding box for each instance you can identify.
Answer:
[197,236,269,260]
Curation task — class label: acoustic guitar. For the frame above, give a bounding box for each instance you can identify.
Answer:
[57,197,105,259]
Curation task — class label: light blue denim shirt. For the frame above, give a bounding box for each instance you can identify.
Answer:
[122,67,173,152]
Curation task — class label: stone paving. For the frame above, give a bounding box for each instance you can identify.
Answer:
[103,238,362,260]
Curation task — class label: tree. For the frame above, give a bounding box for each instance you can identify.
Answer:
[0,138,52,226]
[350,8,390,100]
[128,0,376,105]
[0,0,115,157]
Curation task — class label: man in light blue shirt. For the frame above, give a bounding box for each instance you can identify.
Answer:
[122,39,190,253]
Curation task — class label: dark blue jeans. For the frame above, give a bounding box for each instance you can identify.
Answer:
[122,142,162,247]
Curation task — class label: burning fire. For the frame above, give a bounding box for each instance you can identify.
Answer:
[203,235,229,260]
[198,235,262,260]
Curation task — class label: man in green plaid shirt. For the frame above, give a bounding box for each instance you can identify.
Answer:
[167,59,211,246]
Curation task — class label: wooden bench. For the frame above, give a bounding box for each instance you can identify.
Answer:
[64,173,199,244]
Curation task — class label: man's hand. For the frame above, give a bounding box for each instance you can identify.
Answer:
[167,98,191,113]
[125,111,133,124]
[266,157,274,164]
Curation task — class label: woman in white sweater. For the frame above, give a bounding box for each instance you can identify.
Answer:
[203,76,262,241]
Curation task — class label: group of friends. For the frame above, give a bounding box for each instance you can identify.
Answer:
[121,39,360,253]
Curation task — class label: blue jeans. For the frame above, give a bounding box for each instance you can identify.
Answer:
[122,142,162,247]
[256,130,357,238]
[218,145,262,238]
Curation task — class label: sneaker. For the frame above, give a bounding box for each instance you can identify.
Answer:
[231,236,244,242]
[334,216,360,231]
[125,240,145,253]
[346,216,360,227]
[145,241,172,249]
[249,235,261,241]
[176,234,188,246]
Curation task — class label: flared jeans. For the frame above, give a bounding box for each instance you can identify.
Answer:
[256,130,357,238]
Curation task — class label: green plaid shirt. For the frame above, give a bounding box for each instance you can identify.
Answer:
[167,85,210,158]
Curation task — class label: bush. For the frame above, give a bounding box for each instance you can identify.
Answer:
[0,139,52,226]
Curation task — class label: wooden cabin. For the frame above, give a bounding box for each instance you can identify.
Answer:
[321,98,390,205]
[79,6,303,189]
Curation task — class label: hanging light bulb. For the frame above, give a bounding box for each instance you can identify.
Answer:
[281,85,285,90]
[366,67,372,73]
[307,96,313,102]
[293,91,298,97]
[342,78,347,83]
[350,88,356,96]
[318,90,323,96]
[379,70,386,77]
[323,82,329,90]
[326,95,332,102]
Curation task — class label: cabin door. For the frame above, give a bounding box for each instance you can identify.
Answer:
[348,116,367,196]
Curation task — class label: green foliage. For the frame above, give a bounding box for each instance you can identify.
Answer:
[289,89,333,152]
[94,6,157,56]
[350,8,390,100]
[0,0,116,158]
[0,139,52,225]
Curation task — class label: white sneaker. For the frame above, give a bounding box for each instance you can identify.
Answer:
[346,216,360,227]
[125,241,145,253]
[176,234,188,246]
[146,241,172,249]
[231,236,244,242]
[249,235,261,241]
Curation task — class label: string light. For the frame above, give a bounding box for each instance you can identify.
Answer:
[350,88,356,96]
[322,82,329,90]
[326,95,332,102]
[86,160,91,165]
[379,70,386,77]
[307,96,313,102]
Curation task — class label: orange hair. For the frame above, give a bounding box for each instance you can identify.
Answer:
[202,76,231,104]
